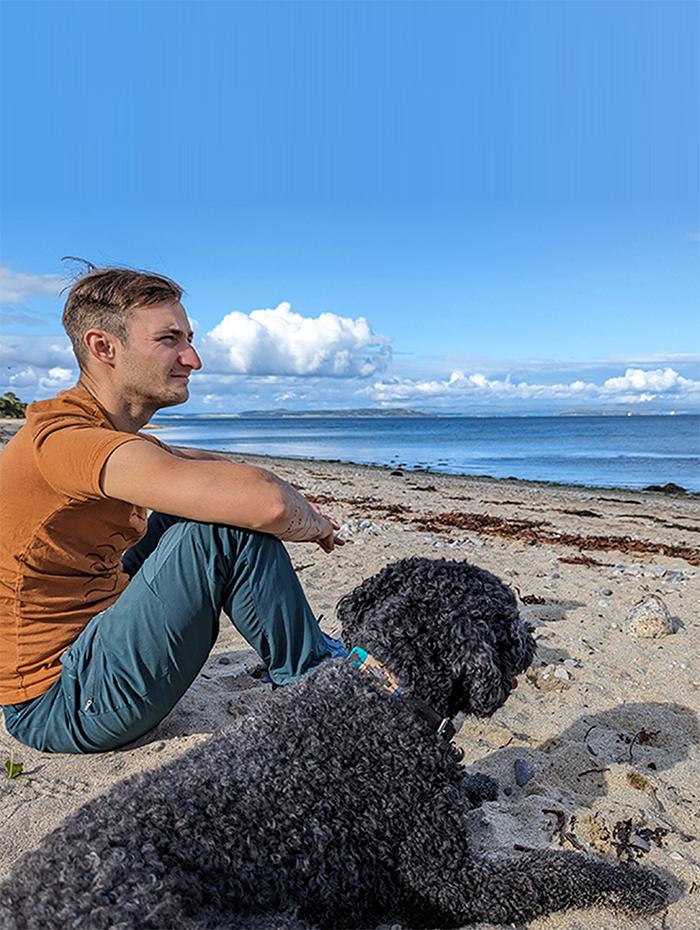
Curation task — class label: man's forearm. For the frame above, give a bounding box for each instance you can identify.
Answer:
[165,448,328,537]
[101,440,337,545]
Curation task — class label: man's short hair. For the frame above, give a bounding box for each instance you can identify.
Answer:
[62,267,183,371]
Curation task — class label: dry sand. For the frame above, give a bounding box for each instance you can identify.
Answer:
[1,417,699,929]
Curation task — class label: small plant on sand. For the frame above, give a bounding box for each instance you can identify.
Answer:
[5,752,28,782]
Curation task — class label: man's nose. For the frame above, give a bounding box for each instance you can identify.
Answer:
[181,344,202,370]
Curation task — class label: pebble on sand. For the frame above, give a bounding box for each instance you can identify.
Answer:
[519,604,567,624]
[514,758,535,786]
[627,594,673,639]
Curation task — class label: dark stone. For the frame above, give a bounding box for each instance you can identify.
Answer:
[514,758,535,786]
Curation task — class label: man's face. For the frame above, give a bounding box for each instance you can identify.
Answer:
[116,301,202,411]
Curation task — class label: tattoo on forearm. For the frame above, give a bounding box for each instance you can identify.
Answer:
[283,504,304,535]
[282,501,322,540]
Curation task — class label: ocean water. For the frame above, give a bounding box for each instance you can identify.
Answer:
[149,414,700,493]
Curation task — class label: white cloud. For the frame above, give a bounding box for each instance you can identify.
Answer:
[601,367,697,395]
[7,365,76,392]
[1,335,75,369]
[361,366,700,405]
[199,302,392,377]
[0,264,67,304]
[0,309,45,327]
[0,334,78,400]
[2,314,697,414]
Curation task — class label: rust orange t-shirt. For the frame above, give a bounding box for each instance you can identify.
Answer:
[0,386,169,704]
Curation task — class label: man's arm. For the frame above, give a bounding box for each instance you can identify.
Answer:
[101,439,342,551]
[168,446,227,461]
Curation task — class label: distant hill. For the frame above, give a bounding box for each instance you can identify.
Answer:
[161,404,698,420]
[552,406,698,417]
[232,407,431,419]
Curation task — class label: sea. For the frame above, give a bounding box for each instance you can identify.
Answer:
[149,414,700,494]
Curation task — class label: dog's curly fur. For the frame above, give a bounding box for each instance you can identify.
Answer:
[0,558,667,929]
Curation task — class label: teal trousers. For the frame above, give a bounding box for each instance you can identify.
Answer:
[2,518,329,753]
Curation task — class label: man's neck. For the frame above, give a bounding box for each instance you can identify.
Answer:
[77,375,155,434]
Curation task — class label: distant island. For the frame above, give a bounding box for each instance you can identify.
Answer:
[196,408,431,419]
[154,405,698,421]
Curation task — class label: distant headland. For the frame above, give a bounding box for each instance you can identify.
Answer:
[184,408,432,419]
[157,405,697,420]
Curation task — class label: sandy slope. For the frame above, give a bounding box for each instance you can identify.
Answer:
[1,422,699,929]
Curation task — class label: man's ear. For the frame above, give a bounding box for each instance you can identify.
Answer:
[83,330,120,367]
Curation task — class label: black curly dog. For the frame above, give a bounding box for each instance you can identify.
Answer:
[0,558,667,929]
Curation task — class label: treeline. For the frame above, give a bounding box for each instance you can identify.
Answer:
[0,392,27,418]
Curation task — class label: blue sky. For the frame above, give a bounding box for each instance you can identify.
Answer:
[1,0,698,414]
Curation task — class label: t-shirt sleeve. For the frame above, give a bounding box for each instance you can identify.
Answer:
[31,415,149,501]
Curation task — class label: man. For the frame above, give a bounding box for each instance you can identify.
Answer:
[0,267,344,753]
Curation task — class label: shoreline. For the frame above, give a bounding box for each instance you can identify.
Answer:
[203,446,700,499]
[3,417,697,497]
[2,422,700,928]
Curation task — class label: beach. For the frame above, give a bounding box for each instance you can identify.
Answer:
[1,419,699,929]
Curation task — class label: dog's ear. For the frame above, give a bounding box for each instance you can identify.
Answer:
[448,639,512,718]
[449,617,536,718]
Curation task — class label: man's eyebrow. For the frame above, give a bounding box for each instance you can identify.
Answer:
[156,325,194,341]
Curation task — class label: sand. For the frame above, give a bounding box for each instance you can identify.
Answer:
[1,417,699,929]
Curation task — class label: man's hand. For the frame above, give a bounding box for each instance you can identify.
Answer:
[314,509,345,553]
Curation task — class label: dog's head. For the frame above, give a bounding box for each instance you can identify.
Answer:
[337,557,536,720]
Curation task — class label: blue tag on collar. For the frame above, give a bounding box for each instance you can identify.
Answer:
[348,646,369,667]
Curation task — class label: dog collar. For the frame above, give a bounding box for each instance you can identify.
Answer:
[347,647,456,742]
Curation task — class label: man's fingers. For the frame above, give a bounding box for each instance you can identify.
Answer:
[315,530,345,552]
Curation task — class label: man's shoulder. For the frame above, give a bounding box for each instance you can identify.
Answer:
[14,388,145,501]
[28,385,109,424]
[27,386,114,440]
[0,389,102,469]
